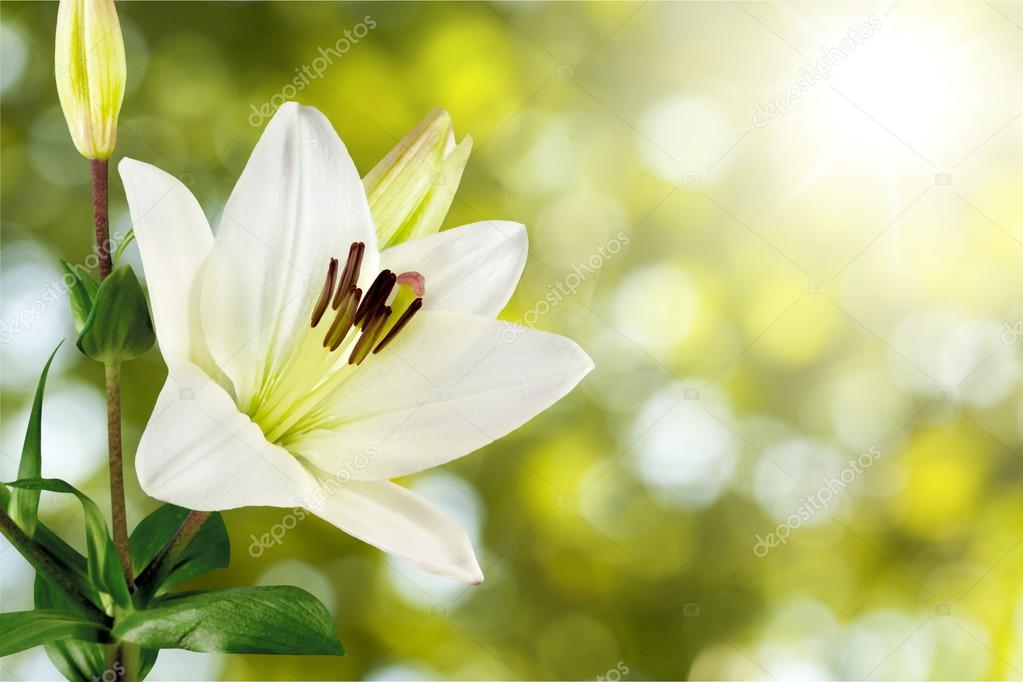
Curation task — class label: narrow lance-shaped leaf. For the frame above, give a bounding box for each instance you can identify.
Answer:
[0,610,109,657]
[112,586,344,656]
[112,228,135,264]
[5,478,131,610]
[9,343,61,537]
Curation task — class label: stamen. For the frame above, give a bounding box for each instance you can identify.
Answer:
[396,271,426,298]
[354,270,396,326]
[374,298,423,354]
[349,306,391,365]
[323,287,361,350]
[310,257,338,328]
[333,242,365,309]
[308,248,427,368]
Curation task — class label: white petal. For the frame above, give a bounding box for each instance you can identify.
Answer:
[290,312,593,480]
[137,363,316,511]
[380,221,527,316]
[305,478,483,584]
[200,103,379,407]
[118,158,215,373]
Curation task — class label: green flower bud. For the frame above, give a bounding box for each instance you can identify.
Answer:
[364,109,472,249]
[54,0,126,160]
[76,266,154,365]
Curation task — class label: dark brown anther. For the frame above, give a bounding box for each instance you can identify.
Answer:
[349,306,391,365]
[310,246,427,364]
[354,270,396,326]
[323,287,361,350]
[374,298,423,354]
[333,242,365,309]
[310,257,338,328]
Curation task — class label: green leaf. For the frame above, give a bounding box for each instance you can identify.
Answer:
[0,610,109,657]
[131,504,230,593]
[112,228,135,264]
[76,265,155,364]
[113,587,344,656]
[35,575,109,682]
[6,478,131,611]
[138,646,160,680]
[8,343,61,538]
[0,485,103,613]
[61,260,99,334]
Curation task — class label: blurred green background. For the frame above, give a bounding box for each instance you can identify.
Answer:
[2,1,1023,679]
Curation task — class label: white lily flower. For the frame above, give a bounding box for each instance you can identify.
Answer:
[118,103,593,584]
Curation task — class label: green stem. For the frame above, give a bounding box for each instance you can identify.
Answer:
[91,159,134,591]
[0,507,104,620]
[93,155,134,682]
[105,641,140,682]
[135,510,211,602]
[104,363,134,590]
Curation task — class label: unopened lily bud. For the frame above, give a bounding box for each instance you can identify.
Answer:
[364,109,472,249]
[54,0,126,160]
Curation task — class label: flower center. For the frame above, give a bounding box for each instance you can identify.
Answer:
[309,242,424,364]
[247,242,425,447]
